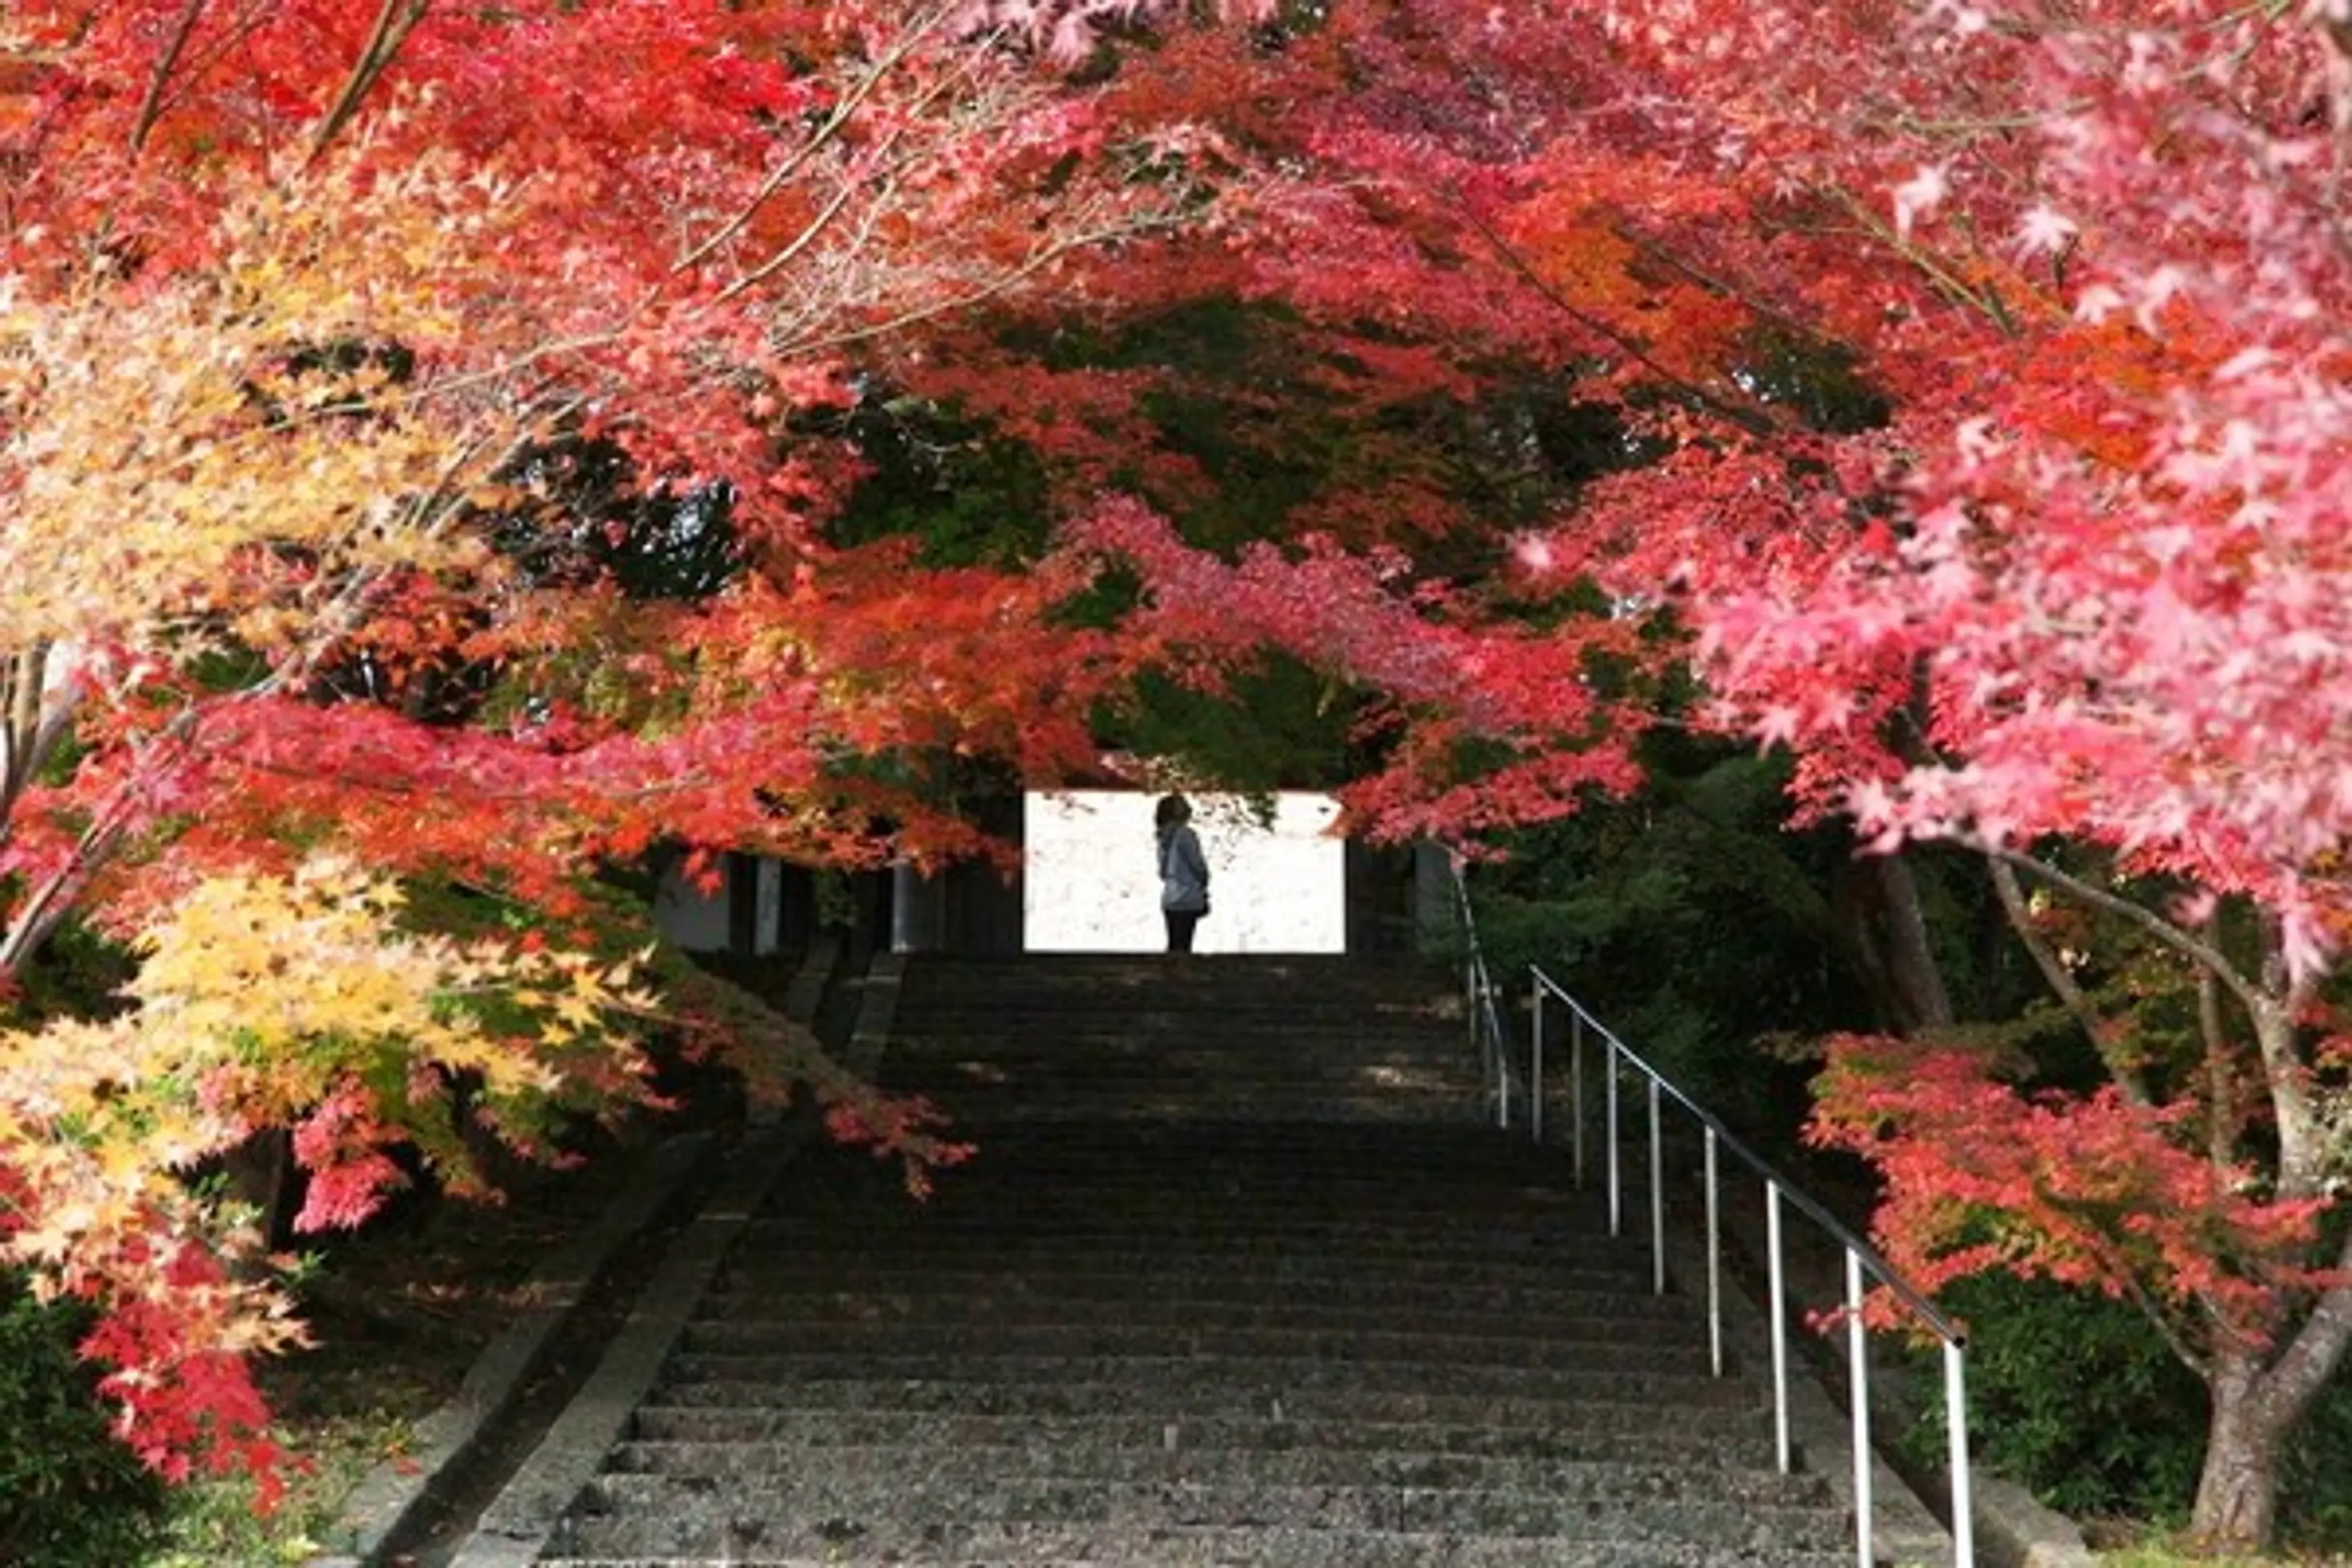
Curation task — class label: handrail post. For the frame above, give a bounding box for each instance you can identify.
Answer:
[1487,968,1511,1133]
[1530,979,1545,1145]
[1946,1341,1975,1567]
[1848,1249,1874,1568]
[1569,1005,1585,1189]
[1647,1077,1665,1297]
[1466,955,1482,1090]
[1704,1126,1723,1377]
[1605,1039,1622,1237]
[1768,1180,1791,1474]
[1503,963,1976,1567]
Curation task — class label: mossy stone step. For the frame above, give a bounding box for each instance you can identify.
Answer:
[674,1320,1718,1371]
[600,1442,1832,1509]
[618,1408,1786,1471]
[554,1476,1850,1556]
[699,1270,1689,1319]
[642,1379,1763,1432]
[655,1356,1763,1410]
[536,1548,1855,1568]
[680,1298,1699,1343]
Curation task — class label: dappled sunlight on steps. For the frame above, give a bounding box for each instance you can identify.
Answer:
[874,954,1488,1124]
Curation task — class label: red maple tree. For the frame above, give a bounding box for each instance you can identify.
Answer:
[0,0,1245,1493]
[10,0,2352,1545]
[1042,1,2352,1546]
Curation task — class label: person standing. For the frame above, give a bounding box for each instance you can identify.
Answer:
[1154,793,1210,952]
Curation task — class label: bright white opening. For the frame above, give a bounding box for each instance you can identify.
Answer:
[1023,790,1347,953]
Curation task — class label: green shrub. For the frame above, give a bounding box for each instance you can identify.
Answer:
[2282,1363,2352,1550]
[1925,1274,2205,1522]
[0,1276,168,1567]
[1905,1273,2352,1549]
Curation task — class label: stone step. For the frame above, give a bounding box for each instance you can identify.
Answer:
[771,1176,1603,1213]
[682,1294,1698,1339]
[833,1119,1532,1161]
[640,1382,1768,1438]
[553,1477,1850,1557]
[898,954,1436,972]
[645,1379,1761,1430]
[883,1027,1466,1051]
[711,1267,1661,1314]
[536,1544,1855,1568]
[721,1241,1656,1286]
[888,1010,1462,1034]
[889,1006,1448,1029]
[656,1355,1760,1409]
[600,1442,1832,1509]
[880,1059,1477,1085]
[883,1089,1490,1115]
[702,1269,1682,1319]
[743,1212,1635,1251]
[896,958,1446,988]
[891,989,1453,1010]
[674,1320,1718,1371]
[889,1008,1459,1031]
[493,955,1885,1568]
[619,1409,1787,1472]
[795,1155,1582,1196]
[757,1206,1613,1241]
[873,1097,1487,1124]
[882,1031,1464,1053]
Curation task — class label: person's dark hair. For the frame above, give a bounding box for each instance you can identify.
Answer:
[1154,793,1191,831]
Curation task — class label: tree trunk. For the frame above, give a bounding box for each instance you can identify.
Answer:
[1837,850,1954,1035]
[216,1128,297,1249]
[2190,1355,2302,1551]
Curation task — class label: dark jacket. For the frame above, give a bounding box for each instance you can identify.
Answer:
[1157,825,1209,913]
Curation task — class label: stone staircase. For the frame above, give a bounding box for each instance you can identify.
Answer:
[531,954,1861,1566]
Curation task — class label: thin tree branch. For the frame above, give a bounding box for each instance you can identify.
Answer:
[1448,198,1782,438]
[0,727,159,977]
[713,171,873,306]
[2197,920,2239,1169]
[0,642,74,838]
[141,0,285,147]
[306,0,430,164]
[2251,914,2326,1196]
[2114,1248,2216,1377]
[1988,852,2148,1103]
[672,5,960,280]
[1986,846,2275,1026]
[1609,219,1834,348]
[130,0,210,152]
[772,213,1184,359]
[1821,184,2019,336]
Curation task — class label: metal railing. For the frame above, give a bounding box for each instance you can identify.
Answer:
[1529,967,1975,1568]
[1448,863,1522,1130]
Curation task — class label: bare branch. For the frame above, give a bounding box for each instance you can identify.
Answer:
[714,168,876,307]
[307,0,431,164]
[1822,184,2019,336]
[2197,923,2239,1169]
[1987,846,2276,1026]
[1448,197,1782,438]
[772,211,1183,359]
[140,0,286,147]
[0,642,75,838]
[130,0,210,153]
[1988,852,2148,1103]
[672,5,962,282]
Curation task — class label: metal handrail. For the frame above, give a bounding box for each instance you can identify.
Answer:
[1447,860,1522,1130]
[1528,965,1975,1568]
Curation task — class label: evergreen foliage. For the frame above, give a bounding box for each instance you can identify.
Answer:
[0,1281,168,1567]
